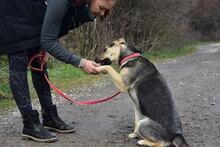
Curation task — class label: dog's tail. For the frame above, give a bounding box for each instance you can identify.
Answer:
[172,135,189,147]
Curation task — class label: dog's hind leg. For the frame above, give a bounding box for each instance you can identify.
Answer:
[137,139,163,147]
[137,118,169,147]
[99,65,128,92]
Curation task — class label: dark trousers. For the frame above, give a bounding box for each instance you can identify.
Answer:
[8,47,53,118]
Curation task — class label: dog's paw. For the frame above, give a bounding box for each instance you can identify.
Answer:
[97,67,107,74]
[137,140,147,146]
[128,133,138,139]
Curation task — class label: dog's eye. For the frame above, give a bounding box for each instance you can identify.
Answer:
[120,42,126,45]
[109,43,115,47]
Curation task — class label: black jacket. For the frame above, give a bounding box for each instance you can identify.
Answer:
[0,0,95,66]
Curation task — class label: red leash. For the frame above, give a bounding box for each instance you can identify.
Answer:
[28,51,121,105]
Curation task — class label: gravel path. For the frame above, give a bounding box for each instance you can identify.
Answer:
[0,44,220,147]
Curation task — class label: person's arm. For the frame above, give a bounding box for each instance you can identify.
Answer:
[41,0,81,67]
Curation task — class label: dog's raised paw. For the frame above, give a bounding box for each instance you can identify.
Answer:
[128,133,138,139]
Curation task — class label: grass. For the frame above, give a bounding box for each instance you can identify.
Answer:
[40,64,103,90]
[0,99,15,111]
[143,42,198,63]
[0,42,199,111]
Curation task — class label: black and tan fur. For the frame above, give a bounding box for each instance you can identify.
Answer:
[95,38,189,147]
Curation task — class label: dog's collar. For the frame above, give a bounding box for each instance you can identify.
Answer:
[119,53,141,68]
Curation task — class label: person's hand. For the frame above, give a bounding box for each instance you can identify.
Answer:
[79,59,101,74]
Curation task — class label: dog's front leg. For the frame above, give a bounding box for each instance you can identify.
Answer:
[128,107,140,139]
[99,66,128,92]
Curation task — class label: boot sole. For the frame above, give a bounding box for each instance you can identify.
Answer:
[22,134,57,143]
[44,126,76,133]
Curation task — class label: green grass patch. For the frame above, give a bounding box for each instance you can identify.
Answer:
[0,80,11,98]
[143,42,198,63]
[0,98,15,112]
[0,63,11,99]
[45,64,103,90]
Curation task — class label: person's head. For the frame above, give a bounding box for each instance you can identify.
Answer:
[74,0,116,18]
[89,0,116,18]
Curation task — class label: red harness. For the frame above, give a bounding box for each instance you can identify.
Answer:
[119,53,141,67]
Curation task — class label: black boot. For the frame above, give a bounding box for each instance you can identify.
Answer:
[42,105,75,133]
[22,110,57,143]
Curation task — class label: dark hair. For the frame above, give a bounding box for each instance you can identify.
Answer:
[72,0,86,6]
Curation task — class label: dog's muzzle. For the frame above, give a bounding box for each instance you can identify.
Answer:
[95,58,112,65]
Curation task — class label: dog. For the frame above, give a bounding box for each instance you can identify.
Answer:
[95,38,189,147]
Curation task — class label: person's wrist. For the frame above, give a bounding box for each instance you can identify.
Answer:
[78,59,87,68]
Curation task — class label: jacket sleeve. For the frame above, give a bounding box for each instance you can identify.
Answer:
[41,0,81,67]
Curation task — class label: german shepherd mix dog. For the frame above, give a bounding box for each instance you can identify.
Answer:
[95,38,189,147]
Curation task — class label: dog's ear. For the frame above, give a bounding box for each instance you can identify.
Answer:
[117,38,127,51]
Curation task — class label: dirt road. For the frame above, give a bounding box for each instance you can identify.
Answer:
[0,44,220,147]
